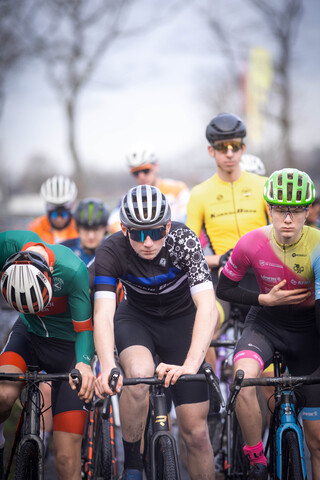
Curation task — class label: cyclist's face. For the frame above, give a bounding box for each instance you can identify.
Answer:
[269,205,309,244]
[130,164,158,186]
[121,222,171,260]
[78,225,107,250]
[208,138,245,175]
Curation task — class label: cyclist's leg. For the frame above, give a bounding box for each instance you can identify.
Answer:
[176,401,214,479]
[53,431,83,480]
[303,419,320,480]
[0,319,34,422]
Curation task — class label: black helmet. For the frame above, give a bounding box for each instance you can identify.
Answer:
[120,185,171,228]
[206,113,246,144]
[74,198,109,228]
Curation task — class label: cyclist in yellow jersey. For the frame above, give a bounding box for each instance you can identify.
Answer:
[187,113,269,272]
[108,145,190,234]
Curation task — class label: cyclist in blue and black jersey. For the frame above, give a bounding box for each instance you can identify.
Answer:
[62,198,109,265]
[91,185,219,480]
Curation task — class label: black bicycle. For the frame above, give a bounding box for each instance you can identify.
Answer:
[0,366,80,480]
[109,362,224,480]
[228,353,320,480]
[81,368,119,480]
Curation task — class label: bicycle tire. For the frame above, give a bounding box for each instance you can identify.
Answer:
[156,435,179,480]
[143,407,153,480]
[281,430,303,480]
[231,415,250,479]
[15,440,39,480]
[93,410,116,480]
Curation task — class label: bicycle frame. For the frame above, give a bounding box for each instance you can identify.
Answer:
[148,382,181,480]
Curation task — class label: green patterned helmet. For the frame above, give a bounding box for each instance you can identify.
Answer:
[263,168,315,206]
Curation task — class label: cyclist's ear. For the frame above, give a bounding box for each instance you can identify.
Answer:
[120,223,128,237]
[166,220,171,234]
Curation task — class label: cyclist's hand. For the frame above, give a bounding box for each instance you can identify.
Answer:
[95,368,123,399]
[259,279,311,306]
[71,362,95,403]
[156,362,198,388]
[218,248,233,268]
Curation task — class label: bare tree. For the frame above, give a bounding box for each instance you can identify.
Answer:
[5,0,187,192]
[248,0,303,167]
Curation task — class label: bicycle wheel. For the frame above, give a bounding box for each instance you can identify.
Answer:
[281,430,303,480]
[93,409,116,480]
[231,415,250,479]
[15,440,39,480]
[156,435,179,480]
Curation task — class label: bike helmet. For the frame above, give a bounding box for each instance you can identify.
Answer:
[206,113,246,144]
[263,168,315,206]
[240,154,266,176]
[41,175,78,207]
[126,146,158,169]
[74,198,109,228]
[120,185,171,228]
[1,251,53,314]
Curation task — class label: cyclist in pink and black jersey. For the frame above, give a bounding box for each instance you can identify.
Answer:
[216,168,320,480]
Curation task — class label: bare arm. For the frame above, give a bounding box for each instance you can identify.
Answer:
[94,297,123,397]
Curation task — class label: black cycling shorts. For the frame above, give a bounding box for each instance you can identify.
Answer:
[0,318,87,434]
[234,306,320,410]
[114,302,209,407]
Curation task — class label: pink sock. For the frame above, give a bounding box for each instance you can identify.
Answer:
[243,441,267,466]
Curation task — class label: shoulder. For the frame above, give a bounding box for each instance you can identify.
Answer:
[27,215,48,229]
[240,171,267,187]
[61,237,79,249]
[236,225,271,248]
[158,178,189,195]
[190,175,217,197]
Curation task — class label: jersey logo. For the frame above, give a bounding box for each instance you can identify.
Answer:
[242,188,252,197]
[159,258,167,267]
[216,194,223,201]
[293,264,304,274]
[292,253,307,257]
[53,277,64,291]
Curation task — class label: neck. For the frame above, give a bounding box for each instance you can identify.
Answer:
[217,166,242,183]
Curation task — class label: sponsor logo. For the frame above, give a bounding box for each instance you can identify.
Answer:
[293,264,304,274]
[155,415,167,427]
[292,253,307,257]
[242,189,252,197]
[259,260,282,269]
[217,194,223,201]
[159,258,167,267]
[53,277,64,291]
[261,275,281,283]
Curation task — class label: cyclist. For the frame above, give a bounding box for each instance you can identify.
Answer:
[108,145,190,234]
[62,197,110,265]
[0,230,95,480]
[186,112,269,282]
[92,185,219,480]
[305,196,320,228]
[239,153,266,176]
[28,175,79,244]
[216,168,320,479]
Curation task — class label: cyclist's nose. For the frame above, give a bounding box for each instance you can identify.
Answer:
[143,236,154,246]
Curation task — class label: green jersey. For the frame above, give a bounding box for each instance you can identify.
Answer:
[0,230,94,365]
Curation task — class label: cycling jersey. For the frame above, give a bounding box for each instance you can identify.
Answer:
[108,178,190,234]
[94,222,213,317]
[28,215,79,244]
[62,237,95,265]
[221,225,320,313]
[0,230,94,365]
[187,171,268,254]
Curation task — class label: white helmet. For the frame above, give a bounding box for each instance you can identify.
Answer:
[240,154,266,176]
[1,251,53,314]
[40,175,78,207]
[126,146,158,169]
[120,185,171,228]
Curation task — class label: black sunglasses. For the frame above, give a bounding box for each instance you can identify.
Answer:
[128,226,166,242]
[132,168,152,177]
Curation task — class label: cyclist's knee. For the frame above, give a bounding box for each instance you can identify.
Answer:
[0,388,16,415]
[179,420,211,453]
[122,382,149,403]
[54,451,80,479]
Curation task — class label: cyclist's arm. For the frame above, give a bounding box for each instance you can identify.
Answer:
[185,288,218,368]
[93,297,122,397]
[186,188,204,238]
[216,271,260,305]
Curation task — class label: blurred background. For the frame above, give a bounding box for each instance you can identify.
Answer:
[1,0,319,231]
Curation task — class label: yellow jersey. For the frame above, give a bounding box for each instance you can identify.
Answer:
[187,171,269,255]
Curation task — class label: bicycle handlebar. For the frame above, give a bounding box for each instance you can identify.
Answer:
[227,369,320,413]
[0,371,77,383]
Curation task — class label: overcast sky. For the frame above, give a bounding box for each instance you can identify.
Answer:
[1,0,320,182]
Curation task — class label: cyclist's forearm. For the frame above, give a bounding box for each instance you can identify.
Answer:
[205,254,220,268]
[93,299,117,371]
[75,330,95,366]
[185,290,217,369]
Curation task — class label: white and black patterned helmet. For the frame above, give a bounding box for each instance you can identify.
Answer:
[240,154,266,176]
[40,175,78,207]
[1,251,53,314]
[120,185,171,228]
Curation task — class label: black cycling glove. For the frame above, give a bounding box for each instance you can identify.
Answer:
[218,248,233,268]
